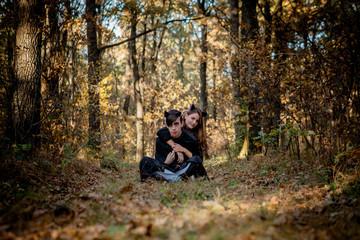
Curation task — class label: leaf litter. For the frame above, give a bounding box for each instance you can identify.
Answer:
[0,155,359,239]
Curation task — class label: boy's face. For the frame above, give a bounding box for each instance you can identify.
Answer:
[167,117,183,138]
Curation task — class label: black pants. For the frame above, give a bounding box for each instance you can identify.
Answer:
[139,156,208,182]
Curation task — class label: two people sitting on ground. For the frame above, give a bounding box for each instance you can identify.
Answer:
[139,105,208,182]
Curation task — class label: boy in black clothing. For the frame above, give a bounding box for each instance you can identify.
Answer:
[139,110,207,182]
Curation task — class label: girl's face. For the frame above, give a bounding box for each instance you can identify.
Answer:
[185,112,200,129]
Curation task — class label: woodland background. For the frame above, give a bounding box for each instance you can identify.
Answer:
[0,0,359,239]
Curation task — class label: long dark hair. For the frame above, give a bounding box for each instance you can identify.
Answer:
[183,104,208,157]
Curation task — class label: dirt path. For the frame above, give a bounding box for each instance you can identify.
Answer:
[1,157,359,239]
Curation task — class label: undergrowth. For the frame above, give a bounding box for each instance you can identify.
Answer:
[0,149,359,239]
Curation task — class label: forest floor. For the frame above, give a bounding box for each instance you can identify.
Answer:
[0,153,359,240]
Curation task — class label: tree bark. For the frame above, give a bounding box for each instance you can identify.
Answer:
[128,8,144,161]
[6,6,15,142]
[86,0,101,149]
[44,0,60,98]
[230,0,242,156]
[198,0,208,115]
[117,46,132,160]
[212,59,217,122]
[12,0,43,146]
[69,39,77,127]
[273,0,285,149]
[241,0,258,41]
[241,0,260,154]
[198,0,208,157]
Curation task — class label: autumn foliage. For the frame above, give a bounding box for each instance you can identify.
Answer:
[0,0,359,239]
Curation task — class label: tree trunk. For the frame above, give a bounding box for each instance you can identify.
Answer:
[200,33,208,113]
[148,18,165,157]
[117,47,132,160]
[69,39,77,128]
[129,9,144,161]
[86,0,101,149]
[6,13,15,142]
[241,0,258,42]
[44,0,60,98]
[230,0,243,156]
[273,0,285,150]
[12,0,43,146]
[43,0,69,145]
[241,0,260,154]
[198,0,208,115]
[212,59,217,122]
[198,0,208,157]
[260,0,274,155]
[263,0,272,45]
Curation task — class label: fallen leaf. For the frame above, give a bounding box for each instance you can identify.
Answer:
[202,200,225,212]
[173,218,185,228]
[121,183,133,194]
[132,226,147,235]
[33,209,48,218]
[273,215,287,225]
[270,196,279,205]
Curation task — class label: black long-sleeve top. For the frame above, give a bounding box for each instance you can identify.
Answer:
[155,128,200,170]
[157,126,204,158]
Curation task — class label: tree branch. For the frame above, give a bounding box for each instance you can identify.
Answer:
[99,17,204,52]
